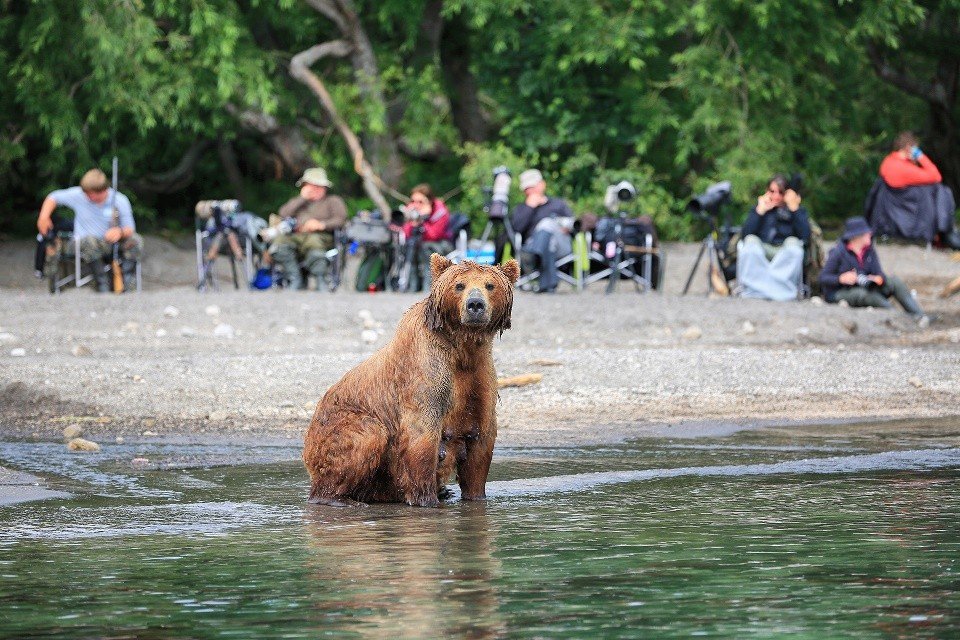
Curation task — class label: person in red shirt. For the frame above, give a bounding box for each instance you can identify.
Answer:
[401,183,452,288]
[879,131,942,188]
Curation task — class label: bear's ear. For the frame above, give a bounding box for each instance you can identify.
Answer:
[498,259,520,284]
[430,253,453,281]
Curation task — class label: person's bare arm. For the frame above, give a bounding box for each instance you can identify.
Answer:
[37,197,57,235]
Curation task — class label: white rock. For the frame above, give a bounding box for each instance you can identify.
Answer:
[207,410,229,421]
[67,438,100,452]
[213,323,235,339]
[908,376,923,388]
[63,424,83,440]
[163,305,180,318]
[142,430,159,437]
[681,326,702,340]
[70,344,92,357]
[838,300,849,308]
[362,318,378,329]
[741,321,756,335]
[0,332,17,344]
[809,296,823,306]
[123,321,139,333]
[132,375,144,383]
[179,326,197,337]
[889,351,900,360]
[115,436,124,444]
[155,328,168,338]
[282,325,297,335]
[10,348,25,357]
[796,327,810,336]
[205,304,221,316]
[361,329,379,344]
[358,309,373,321]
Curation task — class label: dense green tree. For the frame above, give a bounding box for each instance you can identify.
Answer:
[0,0,955,238]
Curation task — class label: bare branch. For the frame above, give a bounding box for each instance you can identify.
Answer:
[866,41,948,108]
[127,140,212,194]
[290,39,393,213]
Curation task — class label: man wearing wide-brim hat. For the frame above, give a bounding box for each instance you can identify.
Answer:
[266,167,347,290]
[820,216,929,326]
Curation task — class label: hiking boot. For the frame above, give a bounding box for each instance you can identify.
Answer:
[92,266,110,293]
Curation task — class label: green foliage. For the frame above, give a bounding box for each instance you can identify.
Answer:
[1,0,957,239]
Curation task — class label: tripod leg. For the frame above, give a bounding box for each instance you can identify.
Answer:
[682,238,710,294]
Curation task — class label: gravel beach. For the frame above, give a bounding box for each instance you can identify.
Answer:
[1,236,958,449]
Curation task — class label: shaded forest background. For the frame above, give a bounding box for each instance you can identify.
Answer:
[1,0,958,239]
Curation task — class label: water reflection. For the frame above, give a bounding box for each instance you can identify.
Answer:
[302,503,504,638]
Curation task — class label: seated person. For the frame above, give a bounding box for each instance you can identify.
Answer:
[268,167,347,290]
[820,216,929,326]
[737,174,810,301]
[402,183,452,288]
[509,169,574,293]
[36,168,142,292]
[866,131,960,248]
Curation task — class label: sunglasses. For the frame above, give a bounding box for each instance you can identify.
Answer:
[767,188,783,195]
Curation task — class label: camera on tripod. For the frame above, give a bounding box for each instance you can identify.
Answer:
[484,166,512,220]
[603,180,637,214]
[686,181,731,217]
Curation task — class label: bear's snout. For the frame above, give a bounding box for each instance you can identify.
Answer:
[463,288,489,324]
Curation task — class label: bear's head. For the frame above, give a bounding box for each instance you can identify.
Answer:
[425,254,520,336]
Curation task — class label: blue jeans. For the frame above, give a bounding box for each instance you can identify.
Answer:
[736,235,803,301]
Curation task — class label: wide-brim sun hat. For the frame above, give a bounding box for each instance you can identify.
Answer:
[296,167,333,188]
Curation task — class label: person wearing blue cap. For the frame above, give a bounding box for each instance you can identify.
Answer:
[820,216,929,326]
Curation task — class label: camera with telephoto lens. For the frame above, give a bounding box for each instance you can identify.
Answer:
[686,181,732,217]
[195,199,244,233]
[259,216,298,242]
[484,166,512,220]
[603,180,637,214]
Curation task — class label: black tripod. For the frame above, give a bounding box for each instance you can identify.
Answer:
[681,214,730,296]
[479,215,515,264]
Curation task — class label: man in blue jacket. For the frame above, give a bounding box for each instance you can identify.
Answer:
[737,175,811,300]
[820,217,928,326]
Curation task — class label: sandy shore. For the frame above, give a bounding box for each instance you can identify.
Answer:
[1,236,958,449]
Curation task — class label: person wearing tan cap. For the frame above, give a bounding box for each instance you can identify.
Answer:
[268,167,348,290]
[509,169,575,293]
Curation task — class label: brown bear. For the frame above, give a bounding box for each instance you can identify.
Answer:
[303,254,520,507]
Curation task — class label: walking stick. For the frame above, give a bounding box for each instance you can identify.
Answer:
[109,156,124,294]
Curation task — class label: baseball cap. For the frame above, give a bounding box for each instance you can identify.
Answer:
[518,169,544,191]
[296,167,333,188]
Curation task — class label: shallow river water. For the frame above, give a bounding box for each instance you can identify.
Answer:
[1,424,959,638]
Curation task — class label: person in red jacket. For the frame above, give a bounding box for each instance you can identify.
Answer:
[879,131,942,188]
[402,183,452,288]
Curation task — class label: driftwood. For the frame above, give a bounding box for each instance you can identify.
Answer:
[940,274,960,298]
[497,373,543,389]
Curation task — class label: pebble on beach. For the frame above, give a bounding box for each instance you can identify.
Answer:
[205,305,221,316]
[741,321,756,335]
[62,424,83,440]
[681,326,703,340]
[67,437,101,452]
[213,323,235,339]
[10,348,26,357]
[908,376,923,388]
[163,305,180,318]
[70,344,92,357]
[361,329,378,344]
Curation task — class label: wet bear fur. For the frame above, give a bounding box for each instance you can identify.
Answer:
[303,254,520,506]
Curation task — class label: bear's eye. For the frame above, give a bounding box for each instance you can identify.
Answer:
[485,283,495,291]
[455,282,466,291]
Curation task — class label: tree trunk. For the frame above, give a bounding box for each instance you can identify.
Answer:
[439,10,493,142]
[218,141,246,201]
[304,0,404,188]
[226,104,313,177]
